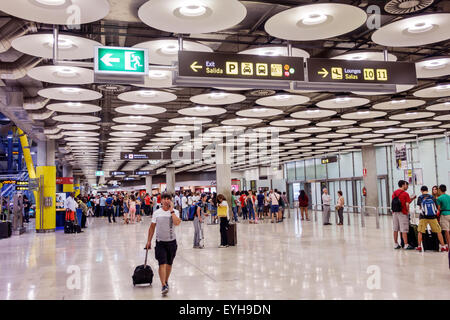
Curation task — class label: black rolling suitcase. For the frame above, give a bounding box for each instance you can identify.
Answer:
[227,223,237,246]
[422,229,439,251]
[64,221,74,234]
[401,224,418,248]
[0,221,12,239]
[132,249,153,286]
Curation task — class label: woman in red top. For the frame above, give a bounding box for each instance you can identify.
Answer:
[298,190,309,221]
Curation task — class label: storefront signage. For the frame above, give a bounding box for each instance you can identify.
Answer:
[307,58,417,85]
[178,51,305,81]
[56,177,74,185]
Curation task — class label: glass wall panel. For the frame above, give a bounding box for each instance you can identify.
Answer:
[340,152,354,178]
[286,162,296,182]
[305,159,315,180]
[375,146,388,175]
[327,159,340,179]
[295,160,305,181]
[353,151,363,177]
[315,158,327,180]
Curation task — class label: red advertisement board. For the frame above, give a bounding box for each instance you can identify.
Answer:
[56,177,74,185]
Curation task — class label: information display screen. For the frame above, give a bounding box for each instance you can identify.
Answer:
[307,58,417,85]
[178,51,305,81]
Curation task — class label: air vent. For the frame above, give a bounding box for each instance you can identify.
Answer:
[384,0,434,14]
[249,89,276,97]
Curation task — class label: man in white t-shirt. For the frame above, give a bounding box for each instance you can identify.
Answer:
[181,192,188,221]
[145,193,181,296]
[322,188,332,225]
[269,190,281,223]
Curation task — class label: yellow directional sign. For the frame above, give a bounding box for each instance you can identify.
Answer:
[318,68,328,78]
[190,61,203,72]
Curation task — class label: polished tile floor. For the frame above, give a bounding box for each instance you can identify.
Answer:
[0,209,449,300]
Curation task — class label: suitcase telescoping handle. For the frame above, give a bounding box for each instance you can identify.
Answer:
[144,248,148,267]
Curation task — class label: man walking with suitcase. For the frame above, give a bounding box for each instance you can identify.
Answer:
[145,193,181,296]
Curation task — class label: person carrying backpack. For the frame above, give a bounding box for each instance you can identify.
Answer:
[193,194,209,249]
[416,186,448,252]
[391,180,416,250]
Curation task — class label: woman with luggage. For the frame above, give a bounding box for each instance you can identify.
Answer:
[298,190,309,221]
[217,194,230,248]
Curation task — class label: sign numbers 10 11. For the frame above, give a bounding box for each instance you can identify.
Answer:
[363,68,388,81]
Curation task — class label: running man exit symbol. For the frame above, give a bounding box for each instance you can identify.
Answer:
[125,52,142,71]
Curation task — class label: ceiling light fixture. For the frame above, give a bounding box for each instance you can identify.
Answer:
[139,91,157,97]
[391,99,406,104]
[61,88,81,94]
[407,21,433,33]
[423,59,447,70]
[301,13,327,25]
[161,44,179,55]
[132,105,150,110]
[179,4,207,17]
[36,0,65,6]
[209,92,227,100]
[335,97,350,103]
[148,70,168,79]
[436,84,450,90]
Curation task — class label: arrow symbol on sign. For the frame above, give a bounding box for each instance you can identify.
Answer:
[190,61,203,72]
[101,53,120,66]
[318,68,329,78]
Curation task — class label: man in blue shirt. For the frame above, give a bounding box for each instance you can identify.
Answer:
[257,190,265,220]
[105,194,115,223]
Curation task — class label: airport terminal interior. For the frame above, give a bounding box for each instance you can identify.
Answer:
[0,0,449,300]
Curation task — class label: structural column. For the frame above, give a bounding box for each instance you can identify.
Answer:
[36,139,56,233]
[62,164,74,193]
[216,144,232,208]
[361,146,379,209]
[166,167,175,195]
[74,176,80,197]
[145,176,153,194]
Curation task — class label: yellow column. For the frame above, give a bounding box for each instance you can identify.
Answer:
[16,128,36,179]
[35,166,56,232]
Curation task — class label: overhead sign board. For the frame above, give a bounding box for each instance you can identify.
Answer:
[111,170,156,176]
[307,58,417,85]
[175,51,304,89]
[121,151,201,161]
[321,156,338,164]
[94,46,148,84]
[56,177,74,185]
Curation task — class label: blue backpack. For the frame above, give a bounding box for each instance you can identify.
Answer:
[421,195,437,218]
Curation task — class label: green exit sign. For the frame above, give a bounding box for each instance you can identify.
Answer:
[94,46,148,76]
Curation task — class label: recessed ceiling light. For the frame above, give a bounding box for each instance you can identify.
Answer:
[67,102,82,107]
[60,88,81,94]
[194,106,210,111]
[391,99,406,104]
[357,111,370,115]
[57,67,76,77]
[36,0,65,6]
[301,13,327,25]
[48,38,73,49]
[125,124,138,127]
[139,90,157,97]
[161,44,179,55]
[179,4,207,17]
[407,21,433,33]
[209,92,227,100]
[306,109,320,113]
[335,97,350,103]
[129,116,143,120]
[436,84,450,90]
[423,59,447,70]
[274,95,290,101]
[148,70,168,79]
[132,105,150,110]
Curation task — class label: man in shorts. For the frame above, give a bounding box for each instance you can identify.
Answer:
[437,184,450,246]
[269,190,280,223]
[416,186,448,252]
[392,180,416,250]
[145,193,181,296]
